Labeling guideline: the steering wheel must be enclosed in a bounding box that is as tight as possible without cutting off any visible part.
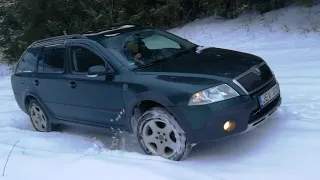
[151,49,162,59]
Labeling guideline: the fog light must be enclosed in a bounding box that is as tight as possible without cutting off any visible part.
[223,120,236,132]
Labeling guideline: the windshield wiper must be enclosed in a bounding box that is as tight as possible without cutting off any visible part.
[195,46,211,54]
[131,57,173,71]
[171,46,198,58]
[131,46,197,71]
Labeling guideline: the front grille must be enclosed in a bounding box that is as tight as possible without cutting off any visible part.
[248,95,280,123]
[237,63,274,94]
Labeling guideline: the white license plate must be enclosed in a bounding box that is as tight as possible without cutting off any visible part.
[258,84,280,107]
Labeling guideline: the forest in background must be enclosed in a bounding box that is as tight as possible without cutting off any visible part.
[0,0,318,64]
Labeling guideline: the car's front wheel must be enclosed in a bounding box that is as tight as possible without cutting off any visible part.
[136,107,192,161]
[28,99,52,132]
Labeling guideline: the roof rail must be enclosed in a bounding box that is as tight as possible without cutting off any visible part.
[31,34,87,48]
[83,24,139,36]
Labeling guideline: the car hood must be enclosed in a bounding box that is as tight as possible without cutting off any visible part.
[134,47,264,79]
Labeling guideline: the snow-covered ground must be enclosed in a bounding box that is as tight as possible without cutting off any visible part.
[1,4,320,180]
[0,64,11,76]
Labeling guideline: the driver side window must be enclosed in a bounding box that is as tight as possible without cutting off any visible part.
[70,46,105,73]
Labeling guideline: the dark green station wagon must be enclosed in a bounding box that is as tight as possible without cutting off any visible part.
[11,25,281,161]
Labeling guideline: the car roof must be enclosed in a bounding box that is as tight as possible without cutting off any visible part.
[29,24,150,48]
[83,24,145,36]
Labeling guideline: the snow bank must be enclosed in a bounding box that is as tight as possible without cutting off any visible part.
[0,64,11,76]
[1,4,320,180]
[170,4,320,49]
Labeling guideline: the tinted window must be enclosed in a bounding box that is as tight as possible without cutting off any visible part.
[37,49,44,73]
[92,28,196,69]
[142,34,181,49]
[70,46,105,73]
[42,47,65,73]
[16,48,39,73]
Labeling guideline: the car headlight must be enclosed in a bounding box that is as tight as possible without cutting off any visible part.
[188,84,239,106]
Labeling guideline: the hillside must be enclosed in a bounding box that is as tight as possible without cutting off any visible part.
[0,4,320,180]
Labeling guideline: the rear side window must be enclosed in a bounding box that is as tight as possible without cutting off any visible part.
[16,48,39,73]
[39,47,65,73]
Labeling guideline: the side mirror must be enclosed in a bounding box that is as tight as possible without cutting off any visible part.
[87,65,111,78]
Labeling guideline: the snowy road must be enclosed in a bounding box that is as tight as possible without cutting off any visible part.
[1,5,320,180]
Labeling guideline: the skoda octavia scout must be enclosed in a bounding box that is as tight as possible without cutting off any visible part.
[11,24,281,161]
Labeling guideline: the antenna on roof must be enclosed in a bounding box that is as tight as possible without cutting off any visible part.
[63,30,67,35]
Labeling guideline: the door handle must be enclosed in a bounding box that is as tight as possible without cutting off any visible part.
[68,81,77,88]
[33,80,39,86]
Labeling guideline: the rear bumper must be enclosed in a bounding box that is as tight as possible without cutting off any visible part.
[13,92,27,113]
[172,79,281,144]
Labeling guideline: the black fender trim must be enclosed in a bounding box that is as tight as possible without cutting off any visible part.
[22,90,60,124]
[124,91,195,142]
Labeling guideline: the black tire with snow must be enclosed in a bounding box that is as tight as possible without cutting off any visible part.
[136,107,193,161]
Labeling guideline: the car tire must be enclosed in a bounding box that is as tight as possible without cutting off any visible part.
[136,107,192,161]
[27,99,52,132]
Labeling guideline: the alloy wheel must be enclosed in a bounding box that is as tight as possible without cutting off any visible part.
[30,105,48,132]
[141,119,180,158]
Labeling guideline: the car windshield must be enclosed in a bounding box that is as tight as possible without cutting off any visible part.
[90,28,198,70]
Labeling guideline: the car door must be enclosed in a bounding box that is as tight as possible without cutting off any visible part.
[11,47,39,111]
[33,45,71,120]
[64,41,125,127]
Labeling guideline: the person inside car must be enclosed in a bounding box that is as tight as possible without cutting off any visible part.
[125,37,156,65]
[126,41,143,60]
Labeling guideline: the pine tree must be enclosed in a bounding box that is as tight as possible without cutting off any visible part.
[0,0,317,64]
[294,0,316,7]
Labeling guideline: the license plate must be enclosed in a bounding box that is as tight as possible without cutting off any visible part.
[258,84,280,108]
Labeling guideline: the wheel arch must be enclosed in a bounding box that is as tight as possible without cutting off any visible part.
[22,91,41,112]
[124,91,194,142]
[22,91,60,124]
[24,94,38,111]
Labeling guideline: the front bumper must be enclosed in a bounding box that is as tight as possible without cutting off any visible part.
[242,95,281,134]
[173,78,281,144]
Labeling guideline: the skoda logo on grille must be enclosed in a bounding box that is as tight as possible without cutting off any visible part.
[251,67,261,75]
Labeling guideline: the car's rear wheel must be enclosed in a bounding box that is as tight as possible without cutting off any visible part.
[28,99,52,132]
[136,107,192,161]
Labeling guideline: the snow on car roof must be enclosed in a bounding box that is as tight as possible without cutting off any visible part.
[83,25,136,36]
